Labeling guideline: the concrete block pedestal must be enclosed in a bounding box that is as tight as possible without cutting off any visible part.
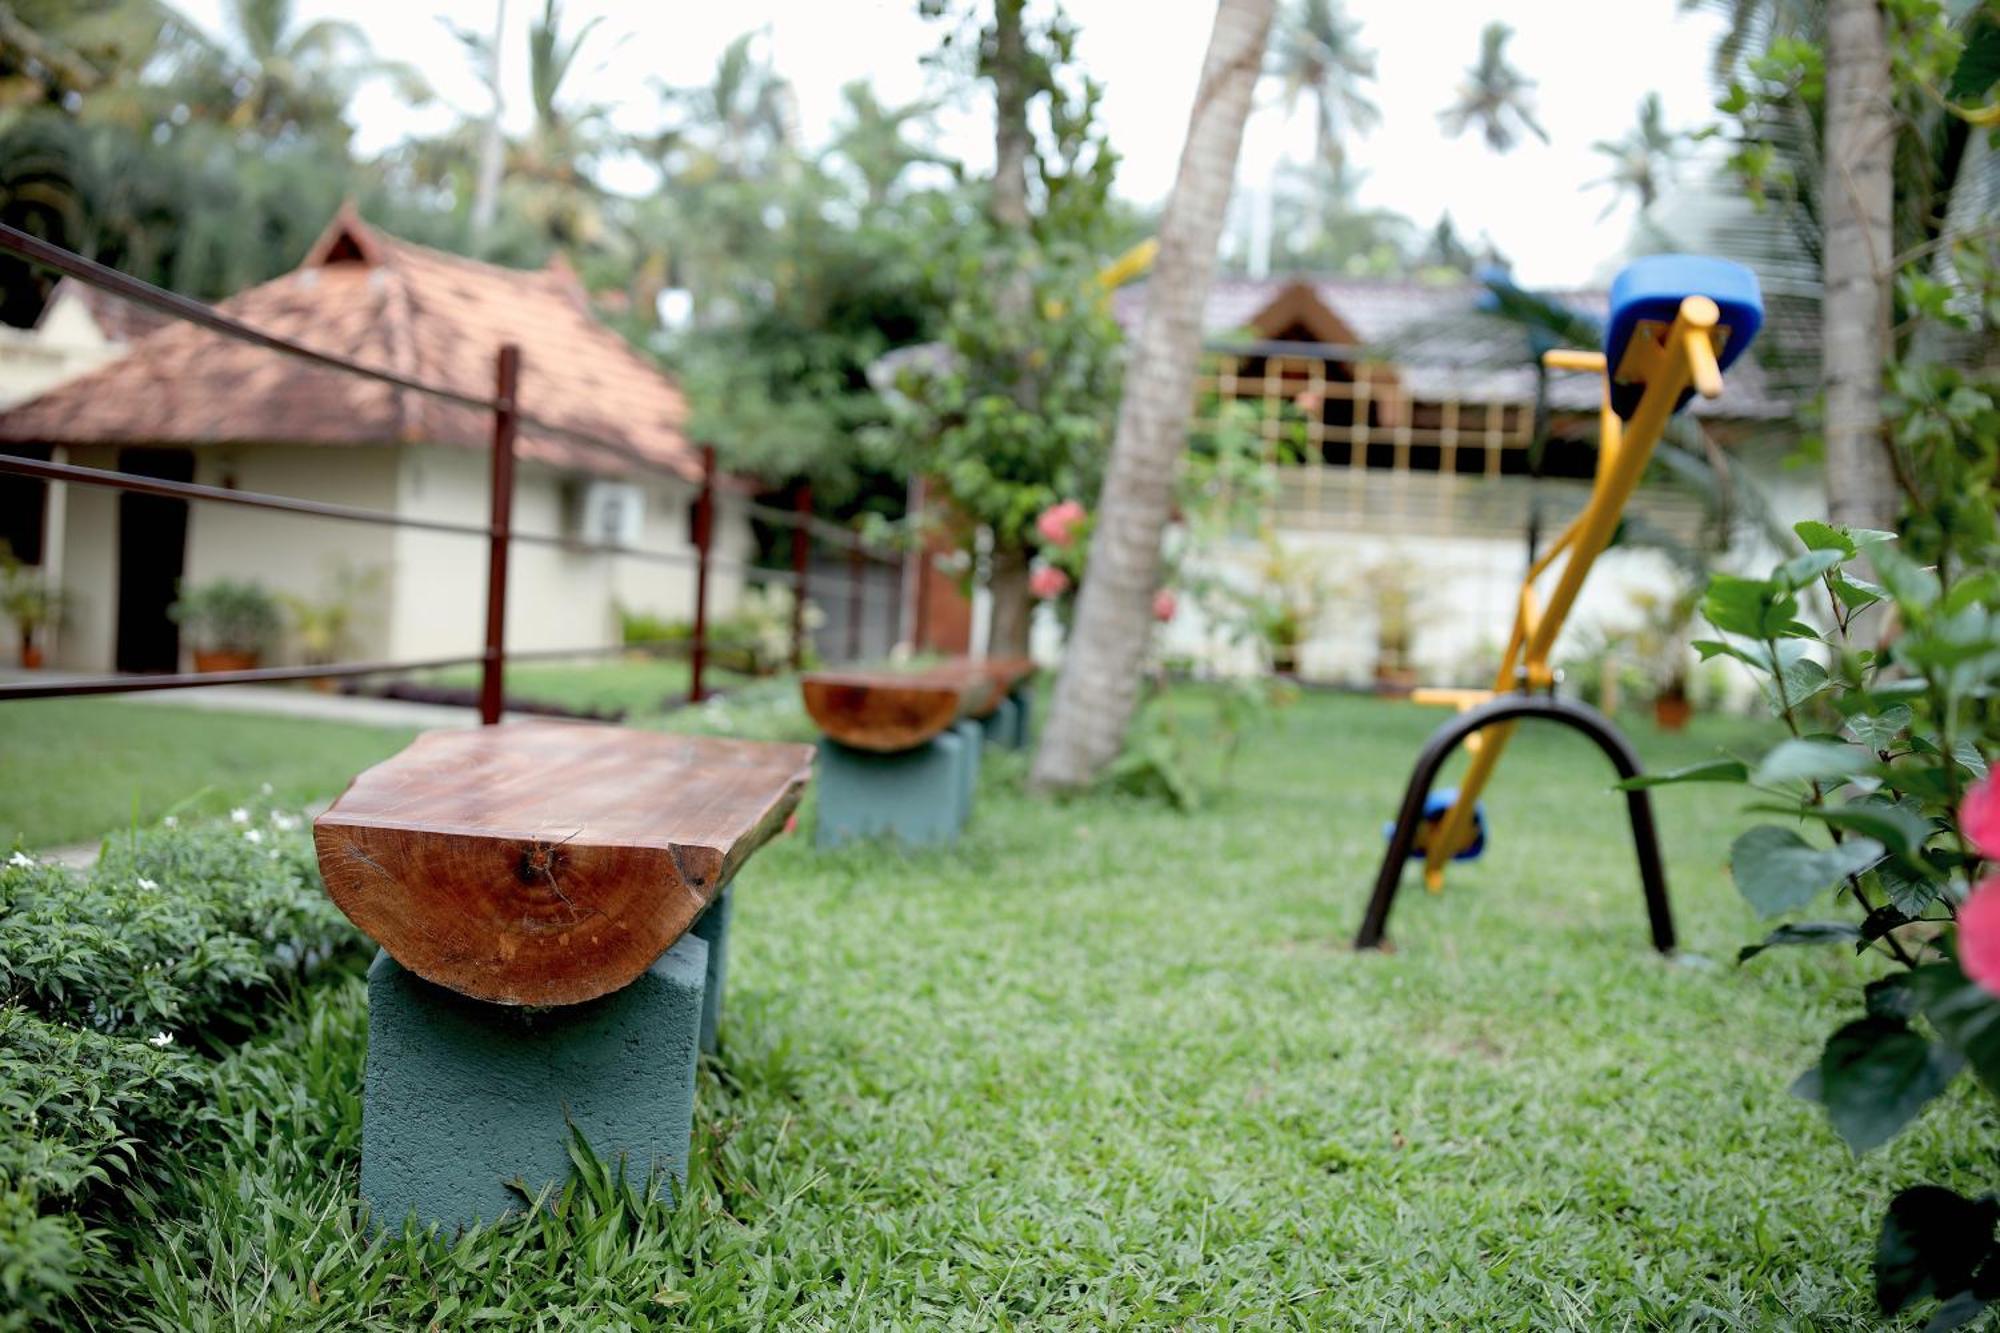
[951,720,983,825]
[980,696,1020,749]
[815,732,966,848]
[361,934,708,1232]
[687,883,733,1055]
[1007,685,1033,749]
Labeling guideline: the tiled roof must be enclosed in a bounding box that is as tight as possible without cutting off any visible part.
[47,278,174,343]
[1114,273,1790,422]
[0,208,698,479]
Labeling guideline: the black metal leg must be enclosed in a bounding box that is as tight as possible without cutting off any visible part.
[1354,693,1676,956]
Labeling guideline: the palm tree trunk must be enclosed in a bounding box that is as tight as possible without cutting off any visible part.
[988,540,1032,658]
[990,0,1032,232]
[1820,0,1898,530]
[1029,0,1274,792]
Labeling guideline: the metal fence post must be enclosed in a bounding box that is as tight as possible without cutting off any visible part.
[479,344,520,726]
[790,483,811,671]
[689,444,716,705]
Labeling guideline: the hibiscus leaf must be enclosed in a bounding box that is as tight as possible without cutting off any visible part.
[1806,1017,1962,1153]
[1730,826,1885,917]
[1738,921,1861,962]
[1615,758,1749,790]
[1875,1185,2000,1315]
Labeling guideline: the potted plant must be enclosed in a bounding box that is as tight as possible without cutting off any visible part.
[1359,559,1428,695]
[280,563,383,688]
[0,564,58,669]
[1243,531,1333,678]
[170,579,282,672]
[1625,584,1700,731]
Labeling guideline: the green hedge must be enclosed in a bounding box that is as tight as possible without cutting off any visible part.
[0,812,360,1328]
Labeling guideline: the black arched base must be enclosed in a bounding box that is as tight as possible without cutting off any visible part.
[1354,693,1676,955]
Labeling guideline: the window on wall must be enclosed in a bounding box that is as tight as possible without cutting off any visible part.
[1195,351,1543,479]
[0,446,50,564]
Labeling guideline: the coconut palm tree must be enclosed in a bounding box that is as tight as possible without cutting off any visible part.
[215,0,426,141]
[1268,0,1377,176]
[1437,22,1547,153]
[1030,0,1276,792]
[1590,93,1680,213]
[827,81,947,208]
[656,30,794,183]
[1819,0,1896,529]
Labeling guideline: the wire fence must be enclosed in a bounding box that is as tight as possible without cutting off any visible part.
[0,223,913,722]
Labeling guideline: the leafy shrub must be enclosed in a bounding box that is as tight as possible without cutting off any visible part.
[1638,515,1998,1326]
[168,580,283,657]
[0,811,362,1326]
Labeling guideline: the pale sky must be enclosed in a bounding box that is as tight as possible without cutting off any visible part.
[173,0,1731,286]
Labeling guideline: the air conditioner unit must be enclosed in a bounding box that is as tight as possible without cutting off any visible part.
[573,480,644,548]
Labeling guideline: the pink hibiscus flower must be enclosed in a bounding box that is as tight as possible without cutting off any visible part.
[1028,565,1071,600]
[1962,773,2000,862]
[1035,500,1088,549]
[1153,589,1178,622]
[1958,875,2000,998]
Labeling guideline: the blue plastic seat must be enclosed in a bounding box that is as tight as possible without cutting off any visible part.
[1604,255,1763,420]
[1385,786,1487,863]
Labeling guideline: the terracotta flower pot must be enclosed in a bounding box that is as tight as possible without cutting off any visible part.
[193,649,261,674]
[1653,692,1693,732]
[19,642,42,670]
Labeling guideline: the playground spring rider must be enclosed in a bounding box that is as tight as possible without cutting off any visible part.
[1354,255,1764,955]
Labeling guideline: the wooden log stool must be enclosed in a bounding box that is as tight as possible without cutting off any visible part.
[312,722,812,1231]
[801,664,994,849]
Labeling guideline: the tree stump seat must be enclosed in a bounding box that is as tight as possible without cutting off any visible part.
[313,722,813,1232]
[799,659,1037,847]
[313,721,814,1008]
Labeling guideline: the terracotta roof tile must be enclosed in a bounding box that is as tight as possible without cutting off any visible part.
[0,209,697,480]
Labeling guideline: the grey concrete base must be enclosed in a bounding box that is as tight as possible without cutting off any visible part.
[980,696,1020,749]
[951,720,982,824]
[687,883,732,1055]
[815,733,964,849]
[1008,685,1033,749]
[361,936,707,1233]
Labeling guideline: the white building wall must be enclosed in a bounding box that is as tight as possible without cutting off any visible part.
[178,445,403,667]
[0,288,127,410]
[44,442,751,672]
[383,445,754,664]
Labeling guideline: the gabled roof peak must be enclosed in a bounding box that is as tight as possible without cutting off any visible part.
[302,201,384,268]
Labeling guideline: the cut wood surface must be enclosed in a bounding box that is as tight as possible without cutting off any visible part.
[978,657,1036,712]
[800,666,979,751]
[313,722,814,1007]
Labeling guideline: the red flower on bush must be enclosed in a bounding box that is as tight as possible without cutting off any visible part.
[1958,876,2000,998]
[1153,589,1177,622]
[1028,565,1071,600]
[1035,500,1087,549]
[1963,773,2000,862]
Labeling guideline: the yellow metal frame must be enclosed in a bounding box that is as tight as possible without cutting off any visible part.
[1411,295,1730,891]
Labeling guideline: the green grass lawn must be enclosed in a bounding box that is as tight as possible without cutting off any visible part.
[96,687,1993,1328]
[411,654,755,720]
[0,699,415,848]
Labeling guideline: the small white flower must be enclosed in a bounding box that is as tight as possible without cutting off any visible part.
[230,807,250,824]
[148,1032,173,1048]
[242,828,264,844]
[260,782,274,795]
[269,811,300,831]
[136,877,159,891]
[161,815,177,828]
[7,851,34,868]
